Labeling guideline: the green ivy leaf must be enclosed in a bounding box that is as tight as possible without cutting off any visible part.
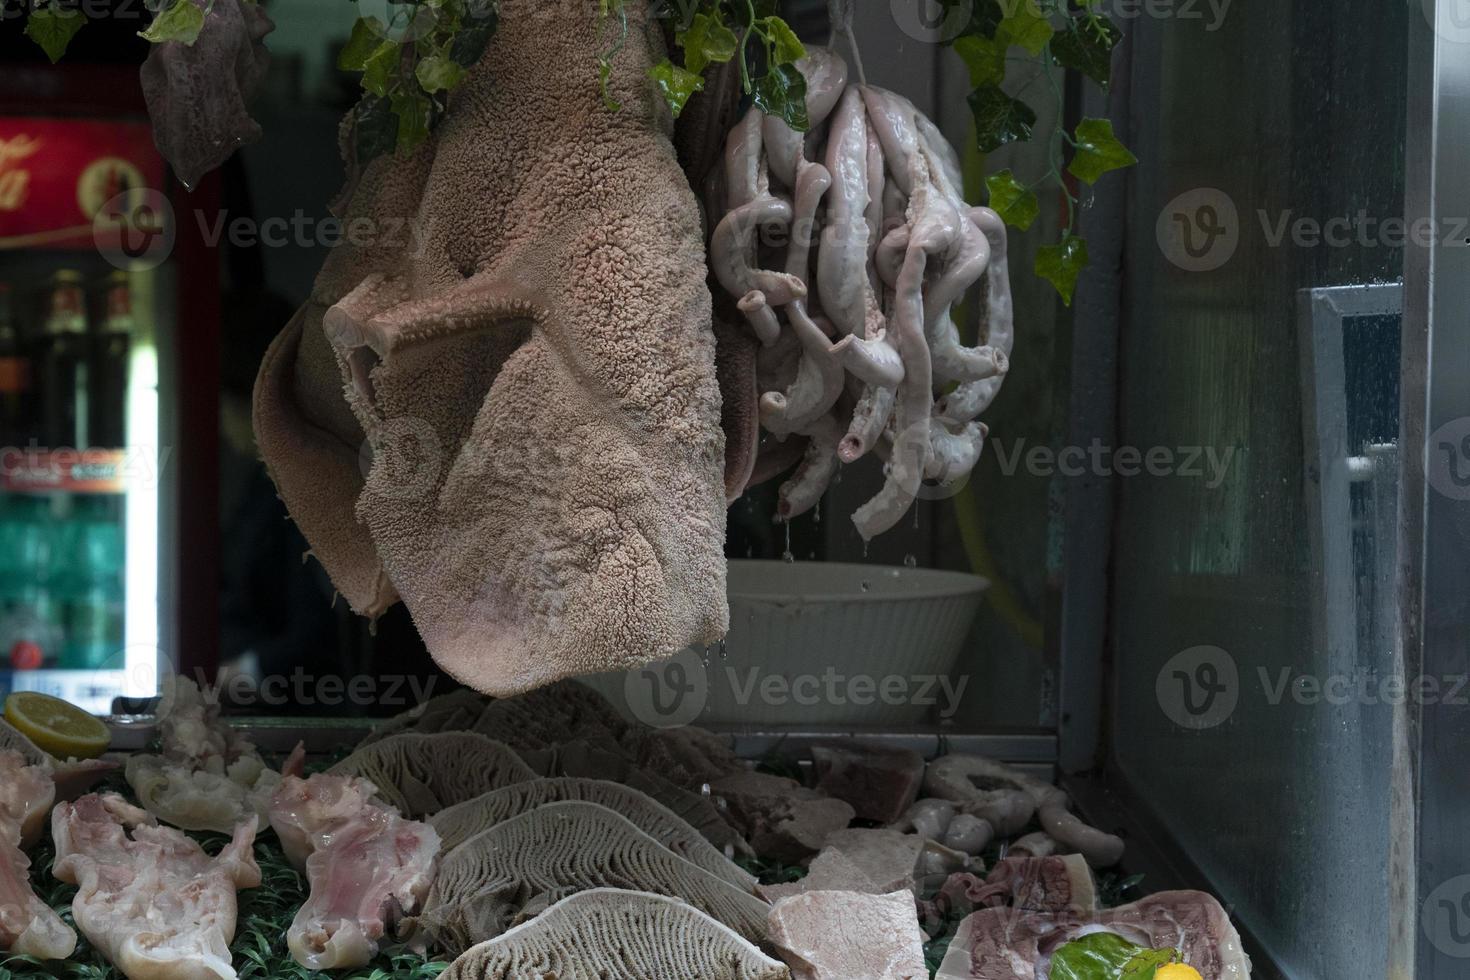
[995,4,1053,56]
[985,169,1040,230]
[448,2,499,67]
[650,58,705,119]
[415,54,464,93]
[1035,234,1089,306]
[338,17,387,71]
[1067,117,1137,183]
[598,60,621,112]
[139,0,206,45]
[1051,17,1121,89]
[25,4,85,62]
[679,10,738,76]
[1122,947,1180,978]
[360,40,401,97]
[953,33,1006,87]
[968,84,1037,152]
[753,62,810,132]
[759,16,806,65]
[390,87,433,155]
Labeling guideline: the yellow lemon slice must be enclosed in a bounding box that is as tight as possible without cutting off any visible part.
[1155,965,1205,980]
[4,692,111,760]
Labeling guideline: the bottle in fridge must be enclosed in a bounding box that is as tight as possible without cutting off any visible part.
[0,494,61,671]
[35,269,89,451]
[90,272,131,450]
[0,282,29,448]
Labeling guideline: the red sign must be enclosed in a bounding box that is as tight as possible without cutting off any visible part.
[0,118,165,251]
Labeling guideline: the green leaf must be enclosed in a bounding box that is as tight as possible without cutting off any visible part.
[360,40,401,97]
[985,169,1040,230]
[1035,234,1089,306]
[598,59,621,112]
[650,59,705,119]
[1049,932,1174,980]
[1051,17,1121,89]
[1122,947,1180,978]
[752,62,810,132]
[448,2,499,67]
[338,16,387,71]
[24,4,85,62]
[391,87,434,154]
[759,16,806,65]
[996,4,1054,55]
[415,54,464,92]
[953,33,1006,87]
[967,84,1037,152]
[678,10,738,75]
[138,0,206,45]
[353,94,399,165]
[1067,117,1137,183]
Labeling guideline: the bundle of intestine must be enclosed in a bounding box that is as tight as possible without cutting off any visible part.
[707,48,1015,540]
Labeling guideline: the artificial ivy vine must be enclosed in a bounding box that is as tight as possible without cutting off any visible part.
[944,0,1136,304]
[17,0,1131,302]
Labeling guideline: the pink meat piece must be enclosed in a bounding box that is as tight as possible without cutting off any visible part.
[51,793,260,979]
[820,827,926,895]
[975,854,1098,914]
[0,752,76,959]
[758,847,880,903]
[811,742,925,823]
[268,772,441,970]
[936,890,1253,980]
[768,889,927,980]
[0,750,56,850]
[710,771,856,862]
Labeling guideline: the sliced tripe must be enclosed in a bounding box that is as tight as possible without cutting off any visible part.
[327,731,535,818]
[411,800,771,956]
[441,889,789,980]
[430,777,756,891]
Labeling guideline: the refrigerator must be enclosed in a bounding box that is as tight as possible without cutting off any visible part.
[0,65,222,714]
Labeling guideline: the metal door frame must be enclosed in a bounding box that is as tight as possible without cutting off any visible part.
[1400,3,1470,977]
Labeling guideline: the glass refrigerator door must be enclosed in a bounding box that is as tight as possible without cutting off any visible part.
[0,117,171,714]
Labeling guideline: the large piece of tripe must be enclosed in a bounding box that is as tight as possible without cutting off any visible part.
[254,0,727,696]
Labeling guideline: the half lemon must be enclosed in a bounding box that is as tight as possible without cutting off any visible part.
[4,692,111,760]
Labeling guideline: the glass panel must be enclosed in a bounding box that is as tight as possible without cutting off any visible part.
[1109,2,1409,977]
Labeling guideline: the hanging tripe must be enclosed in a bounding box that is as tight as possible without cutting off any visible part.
[708,46,1015,540]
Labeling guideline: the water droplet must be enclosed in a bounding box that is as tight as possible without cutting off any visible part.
[813,501,822,523]
[903,554,918,567]
[782,549,795,563]
[701,783,712,797]
[718,639,729,660]
[860,581,871,593]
